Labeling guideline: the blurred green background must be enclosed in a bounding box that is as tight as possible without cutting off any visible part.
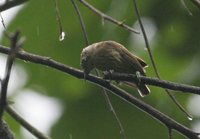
[1,0,200,139]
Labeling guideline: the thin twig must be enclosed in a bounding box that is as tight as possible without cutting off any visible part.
[53,0,65,41]
[0,120,14,139]
[0,31,21,119]
[0,0,28,12]
[0,45,199,138]
[95,70,127,139]
[71,1,126,138]
[0,31,25,139]
[6,106,51,139]
[79,0,139,34]
[132,0,192,119]
[0,12,6,30]
[181,0,193,16]
[168,128,172,139]
[101,88,127,139]
[0,31,51,139]
[71,0,89,45]
[190,0,200,10]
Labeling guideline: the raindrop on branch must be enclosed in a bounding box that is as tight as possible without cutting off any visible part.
[188,116,193,121]
[59,31,65,41]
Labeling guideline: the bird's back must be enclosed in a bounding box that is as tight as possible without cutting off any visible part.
[94,41,147,75]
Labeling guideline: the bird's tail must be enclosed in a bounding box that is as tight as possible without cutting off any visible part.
[137,84,150,97]
[124,82,150,97]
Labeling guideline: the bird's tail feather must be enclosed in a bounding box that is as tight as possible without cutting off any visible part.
[124,82,150,97]
[137,84,150,97]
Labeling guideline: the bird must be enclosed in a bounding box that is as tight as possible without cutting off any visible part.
[80,40,150,97]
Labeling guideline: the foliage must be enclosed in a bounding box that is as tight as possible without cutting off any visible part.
[1,0,200,138]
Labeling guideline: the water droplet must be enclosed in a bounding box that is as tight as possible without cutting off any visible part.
[188,116,193,121]
[59,31,65,41]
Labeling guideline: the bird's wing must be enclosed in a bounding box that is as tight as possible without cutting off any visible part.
[119,46,146,75]
[132,54,148,68]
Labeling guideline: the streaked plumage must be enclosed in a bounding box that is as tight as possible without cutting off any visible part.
[81,41,150,97]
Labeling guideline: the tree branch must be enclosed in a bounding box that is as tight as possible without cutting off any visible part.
[0,120,14,139]
[71,0,89,46]
[70,1,127,138]
[0,31,22,119]
[132,0,192,119]
[0,45,199,138]
[0,0,28,12]
[168,128,172,139]
[103,72,200,95]
[0,32,51,139]
[6,106,51,139]
[79,0,139,34]
[53,0,64,41]
[190,0,200,10]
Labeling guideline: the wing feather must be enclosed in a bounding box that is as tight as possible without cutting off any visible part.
[120,48,146,75]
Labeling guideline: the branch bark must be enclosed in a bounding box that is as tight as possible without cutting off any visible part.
[6,106,51,139]
[0,31,22,119]
[190,0,200,10]
[132,0,192,119]
[103,72,200,95]
[0,120,14,139]
[0,32,51,139]
[0,0,28,12]
[79,0,139,34]
[0,44,199,138]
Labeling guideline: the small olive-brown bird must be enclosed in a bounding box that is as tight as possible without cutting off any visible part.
[80,40,150,97]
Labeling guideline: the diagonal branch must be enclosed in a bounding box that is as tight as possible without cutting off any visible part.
[0,32,51,139]
[70,1,126,138]
[0,31,22,119]
[6,106,51,139]
[0,12,7,30]
[0,0,28,12]
[53,0,64,41]
[0,45,199,138]
[71,0,89,46]
[132,0,192,119]
[79,0,139,34]
[190,0,200,10]
[0,120,14,139]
